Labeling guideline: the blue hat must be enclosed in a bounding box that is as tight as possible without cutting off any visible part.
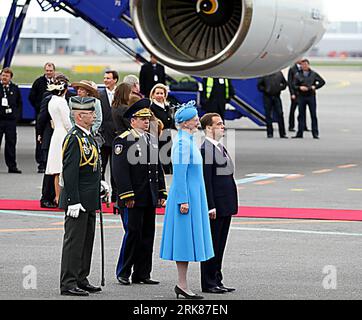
[174,100,198,124]
[124,98,152,119]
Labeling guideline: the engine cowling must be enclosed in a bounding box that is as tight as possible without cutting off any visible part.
[130,0,327,78]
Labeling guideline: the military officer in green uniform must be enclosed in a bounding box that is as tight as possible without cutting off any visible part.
[60,96,102,296]
[112,98,167,285]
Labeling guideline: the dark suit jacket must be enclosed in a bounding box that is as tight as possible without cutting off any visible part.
[36,92,53,150]
[112,103,130,135]
[200,139,238,217]
[99,89,116,147]
[139,62,166,98]
[29,75,49,114]
[0,82,22,121]
[288,64,302,96]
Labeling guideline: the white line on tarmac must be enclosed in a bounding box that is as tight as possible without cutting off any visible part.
[0,210,120,223]
[231,227,362,237]
[2,210,362,237]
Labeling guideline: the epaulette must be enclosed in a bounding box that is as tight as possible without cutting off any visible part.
[119,130,131,139]
[118,129,140,140]
[130,129,140,139]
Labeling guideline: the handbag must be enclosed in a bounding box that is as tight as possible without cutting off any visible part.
[169,77,199,92]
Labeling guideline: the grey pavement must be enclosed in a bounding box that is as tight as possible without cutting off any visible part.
[0,67,361,300]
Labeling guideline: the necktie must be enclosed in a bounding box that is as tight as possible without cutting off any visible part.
[218,143,229,159]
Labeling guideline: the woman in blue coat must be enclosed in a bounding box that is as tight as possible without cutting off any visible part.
[160,101,214,299]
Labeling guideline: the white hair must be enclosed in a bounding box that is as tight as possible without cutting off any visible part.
[123,74,139,85]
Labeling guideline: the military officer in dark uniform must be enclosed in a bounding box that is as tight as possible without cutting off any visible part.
[60,96,102,296]
[112,98,167,285]
[0,67,22,174]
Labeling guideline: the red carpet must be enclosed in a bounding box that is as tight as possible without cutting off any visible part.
[0,199,361,221]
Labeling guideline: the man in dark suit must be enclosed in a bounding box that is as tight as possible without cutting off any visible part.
[139,54,166,98]
[29,62,56,173]
[99,70,118,202]
[59,96,102,297]
[200,113,238,294]
[0,67,22,174]
[112,98,167,286]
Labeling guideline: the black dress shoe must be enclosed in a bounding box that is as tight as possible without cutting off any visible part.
[292,136,303,139]
[175,286,204,300]
[132,278,160,285]
[40,200,57,209]
[219,285,236,292]
[78,284,102,293]
[8,168,22,174]
[289,128,296,132]
[202,287,227,294]
[117,276,131,285]
[61,287,89,296]
[280,136,289,139]
[313,136,320,139]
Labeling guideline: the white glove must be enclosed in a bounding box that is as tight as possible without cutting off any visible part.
[66,203,86,218]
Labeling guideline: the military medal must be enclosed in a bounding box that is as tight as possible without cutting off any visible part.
[83,144,90,155]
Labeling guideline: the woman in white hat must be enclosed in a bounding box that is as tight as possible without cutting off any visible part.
[71,80,103,134]
[46,74,72,206]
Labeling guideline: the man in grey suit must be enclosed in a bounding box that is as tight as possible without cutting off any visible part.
[200,113,238,294]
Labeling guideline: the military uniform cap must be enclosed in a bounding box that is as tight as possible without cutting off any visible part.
[69,96,96,111]
[124,98,153,119]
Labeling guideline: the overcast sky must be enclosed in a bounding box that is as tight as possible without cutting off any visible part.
[1,0,362,21]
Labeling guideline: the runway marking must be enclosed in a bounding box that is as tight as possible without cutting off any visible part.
[231,220,351,226]
[338,164,357,169]
[0,227,63,233]
[254,180,275,185]
[285,174,304,180]
[335,80,351,89]
[231,227,362,237]
[291,189,305,192]
[348,188,362,192]
[313,169,333,174]
[237,173,300,185]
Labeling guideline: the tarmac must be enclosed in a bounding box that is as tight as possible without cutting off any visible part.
[0,66,361,301]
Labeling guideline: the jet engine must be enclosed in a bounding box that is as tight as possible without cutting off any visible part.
[130,0,327,78]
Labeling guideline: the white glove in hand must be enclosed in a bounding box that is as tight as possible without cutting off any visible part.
[66,203,86,218]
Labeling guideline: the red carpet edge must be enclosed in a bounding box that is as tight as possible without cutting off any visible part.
[0,199,361,221]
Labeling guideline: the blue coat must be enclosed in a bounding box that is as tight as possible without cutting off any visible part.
[160,130,214,262]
